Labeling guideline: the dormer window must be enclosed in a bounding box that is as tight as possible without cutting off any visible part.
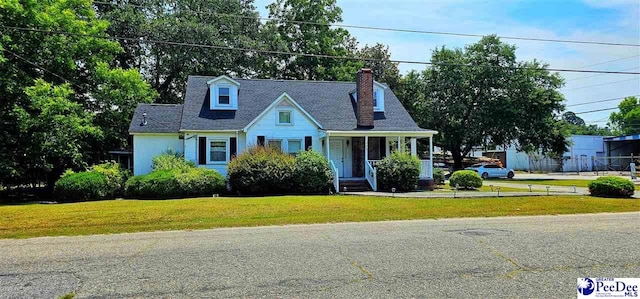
[373,89,384,112]
[207,75,240,110]
[277,109,292,125]
[218,87,230,105]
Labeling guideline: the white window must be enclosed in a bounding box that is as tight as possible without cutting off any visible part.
[209,140,227,162]
[373,91,378,108]
[218,87,230,105]
[287,140,302,156]
[277,110,292,125]
[267,139,282,150]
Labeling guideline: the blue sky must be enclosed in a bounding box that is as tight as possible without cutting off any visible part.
[253,0,640,125]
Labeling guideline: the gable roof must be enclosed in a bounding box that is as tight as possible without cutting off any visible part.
[129,104,183,133]
[180,76,426,132]
[242,92,323,131]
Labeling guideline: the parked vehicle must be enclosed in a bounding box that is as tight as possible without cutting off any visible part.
[465,163,515,179]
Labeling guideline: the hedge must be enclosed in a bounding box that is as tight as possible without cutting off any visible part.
[125,168,226,199]
[376,151,421,192]
[588,176,635,198]
[449,170,483,190]
[292,150,333,193]
[227,146,295,194]
[55,171,109,202]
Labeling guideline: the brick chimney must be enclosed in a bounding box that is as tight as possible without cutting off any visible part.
[356,68,374,128]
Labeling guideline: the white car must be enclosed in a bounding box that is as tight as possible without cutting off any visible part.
[466,164,515,179]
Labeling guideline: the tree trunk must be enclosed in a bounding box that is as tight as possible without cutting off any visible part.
[451,150,464,170]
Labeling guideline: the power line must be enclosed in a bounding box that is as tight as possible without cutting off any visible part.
[576,55,640,69]
[3,25,640,75]
[2,48,76,85]
[563,78,640,91]
[574,106,635,115]
[567,66,640,82]
[567,95,640,107]
[92,0,640,48]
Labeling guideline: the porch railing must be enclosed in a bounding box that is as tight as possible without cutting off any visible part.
[329,160,340,193]
[419,159,432,179]
[365,161,377,191]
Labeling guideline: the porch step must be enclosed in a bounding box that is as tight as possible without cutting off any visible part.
[339,179,372,192]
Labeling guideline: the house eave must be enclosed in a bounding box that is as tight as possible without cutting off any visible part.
[322,130,438,137]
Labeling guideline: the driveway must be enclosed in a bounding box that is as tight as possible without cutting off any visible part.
[1,213,639,298]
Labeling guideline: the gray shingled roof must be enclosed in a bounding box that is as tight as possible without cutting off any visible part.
[129,104,183,133]
[179,76,425,132]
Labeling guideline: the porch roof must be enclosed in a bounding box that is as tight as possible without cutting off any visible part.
[323,130,437,137]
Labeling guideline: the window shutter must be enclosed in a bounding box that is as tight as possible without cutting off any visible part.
[379,137,386,158]
[230,137,237,159]
[198,137,207,165]
[304,136,312,150]
[257,136,265,146]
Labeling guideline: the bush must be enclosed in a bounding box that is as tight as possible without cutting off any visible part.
[449,170,483,190]
[176,168,226,196]
[152,149,195,172]
[91,161,129,197]
[292,150,333,194]
[588,176,634,198]
[376,151,421,191]
[433,168,445,185]
[227,146,294,194]
[125,170,181,199]
[55,171,109,202]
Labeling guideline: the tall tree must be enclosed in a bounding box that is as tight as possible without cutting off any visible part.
[409,36,567,169]
[95,0,264,103]
[262,0,362,81]
[358,43,400,90]
[0,0,155,187]
[561,111,586,126]
[561,111,612,135]
[609,96,640,136]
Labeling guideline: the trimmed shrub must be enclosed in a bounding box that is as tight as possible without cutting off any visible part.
[292,150,333,194]
[152,149,195,172]
[125,170,181,199]
[55,171,109,202]
[449,170,483,190]
[176,168,226,196]
[588,176,634,198]
[433,168,445,185]
[91,161,129,197]
[227,146,294,194]
[376,151,421,192]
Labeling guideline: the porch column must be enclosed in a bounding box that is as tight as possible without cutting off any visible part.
[429,136,434,178]
[325,135,330,161]
[410,138,417,157]
[385,137,390,157]
[397,136,402,152]
[364,136,369,162]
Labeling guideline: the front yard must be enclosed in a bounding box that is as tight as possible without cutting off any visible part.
[1,195,638,239]
[490,178,640,190]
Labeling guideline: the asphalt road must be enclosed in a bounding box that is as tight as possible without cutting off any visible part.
[1,213,639,298]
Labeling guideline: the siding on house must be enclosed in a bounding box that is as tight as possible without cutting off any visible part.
[132,134,184,175]
[245,98,322,154]
[183,131,242,177]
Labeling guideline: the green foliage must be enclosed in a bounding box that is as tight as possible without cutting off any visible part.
[588,176,635,198]
[610,96,640,136]
[91,161,130,198]
[449,170,483,190]
[376,151,421,191]
[398,36,567,169]
[125,170,181,199]
[433,168,445,185]
[0,0,155,188]
[262,0,362,81]
[227,146,295,194]
[561,112,612,135]
[54,171,109,202]
[152,149,196,172]
[176,168,226,197]
[358,43,400,90]
[292,150,333,194]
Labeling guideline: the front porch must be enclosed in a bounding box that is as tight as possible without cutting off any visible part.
[321,131,435,192]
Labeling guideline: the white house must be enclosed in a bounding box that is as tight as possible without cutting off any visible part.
[129,69,437,191]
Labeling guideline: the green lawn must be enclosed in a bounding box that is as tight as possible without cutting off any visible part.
[436,183,529,192]
[490,178,640,190]
[1,195,638,239]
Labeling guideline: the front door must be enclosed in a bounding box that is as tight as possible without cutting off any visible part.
[329,139,344,177]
